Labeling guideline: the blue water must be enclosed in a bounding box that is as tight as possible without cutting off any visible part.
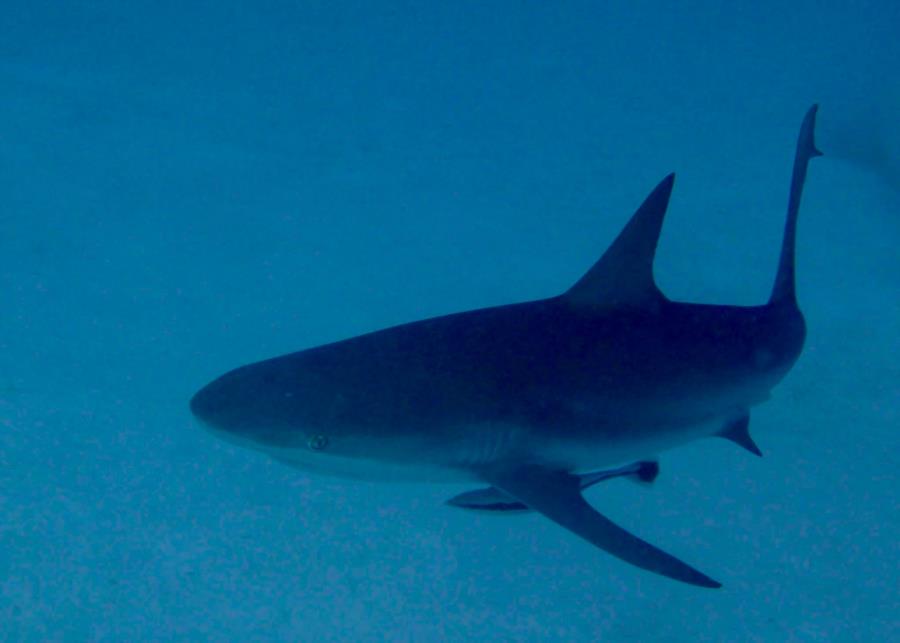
[2,1,897,639]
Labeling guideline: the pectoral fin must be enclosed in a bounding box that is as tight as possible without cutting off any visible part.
[478,464,721,588]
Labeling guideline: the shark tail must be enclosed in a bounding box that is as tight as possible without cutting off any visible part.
[769,105,823,307]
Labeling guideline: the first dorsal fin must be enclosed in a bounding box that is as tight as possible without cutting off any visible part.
[564,174,674,309]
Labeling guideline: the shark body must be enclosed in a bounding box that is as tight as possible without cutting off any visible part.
[191,107,822,588]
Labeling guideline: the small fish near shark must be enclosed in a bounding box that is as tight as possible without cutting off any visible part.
[191,106,822,588]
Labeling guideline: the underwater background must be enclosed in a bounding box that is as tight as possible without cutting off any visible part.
[2,1,897,640]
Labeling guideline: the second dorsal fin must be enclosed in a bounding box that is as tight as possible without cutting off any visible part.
[564,174,674,310]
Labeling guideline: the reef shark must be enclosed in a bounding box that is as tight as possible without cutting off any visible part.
[191,106,822,588]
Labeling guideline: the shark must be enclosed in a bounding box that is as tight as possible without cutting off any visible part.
[190,106,822,588]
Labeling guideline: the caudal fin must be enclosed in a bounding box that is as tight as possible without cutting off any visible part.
[769,105,823,306]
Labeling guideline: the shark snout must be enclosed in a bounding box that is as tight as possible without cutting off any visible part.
[189,379,228,428]
[189,366,254,433]
[189,365,300,447]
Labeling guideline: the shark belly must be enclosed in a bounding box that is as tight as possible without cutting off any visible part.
[268,446,481,482]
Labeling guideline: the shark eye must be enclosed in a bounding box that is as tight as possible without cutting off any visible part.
[307,435,328,451]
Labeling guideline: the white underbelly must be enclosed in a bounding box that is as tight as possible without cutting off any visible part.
[265,444,480,483]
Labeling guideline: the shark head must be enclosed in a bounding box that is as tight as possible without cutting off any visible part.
[190,350,449,478]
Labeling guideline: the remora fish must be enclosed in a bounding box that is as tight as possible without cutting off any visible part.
[191,106,822,588]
